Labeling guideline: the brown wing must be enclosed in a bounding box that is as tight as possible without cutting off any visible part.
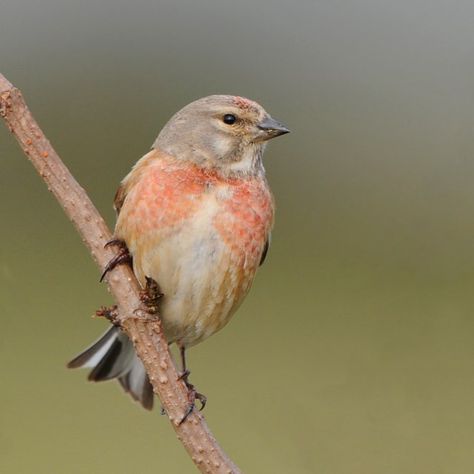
[113,149,159,216]
[114,183,127,216]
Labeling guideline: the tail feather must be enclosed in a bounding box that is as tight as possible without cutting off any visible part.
[68,326,154,410]
[119,358,154,410]
[67,327,117,369]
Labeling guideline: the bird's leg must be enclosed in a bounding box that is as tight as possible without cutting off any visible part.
[178,344,191,383]
[100,238,132,282]
[178,344,207,425]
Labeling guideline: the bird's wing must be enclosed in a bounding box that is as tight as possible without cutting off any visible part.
[113,149,159,216]
[259,234,271,266]
[113,183,127,216]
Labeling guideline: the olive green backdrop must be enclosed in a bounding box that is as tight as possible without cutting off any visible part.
[2,1,474,473]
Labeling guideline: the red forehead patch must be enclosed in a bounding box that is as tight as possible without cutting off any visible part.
[233,96,258,111]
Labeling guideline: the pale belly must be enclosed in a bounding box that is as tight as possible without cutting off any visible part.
[128,204,261,347]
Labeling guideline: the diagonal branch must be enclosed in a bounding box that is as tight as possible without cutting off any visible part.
[0,73,240,474]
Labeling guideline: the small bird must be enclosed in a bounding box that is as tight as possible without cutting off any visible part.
[68,95,289,412]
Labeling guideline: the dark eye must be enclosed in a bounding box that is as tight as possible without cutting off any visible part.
[223,114,237,125]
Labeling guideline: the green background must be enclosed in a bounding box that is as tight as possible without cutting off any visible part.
[2,1,474,473]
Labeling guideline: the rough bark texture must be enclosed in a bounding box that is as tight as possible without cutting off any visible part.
[0,73,240,474]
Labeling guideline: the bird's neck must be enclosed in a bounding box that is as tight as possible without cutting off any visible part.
[153,142,266,179]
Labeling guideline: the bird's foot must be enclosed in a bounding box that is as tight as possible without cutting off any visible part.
[100,239,132,282]
[139,276,163,314]
[178,371,207,425]
[178,369,191,383]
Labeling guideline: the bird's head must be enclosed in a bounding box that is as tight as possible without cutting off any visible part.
[154,95,289,177]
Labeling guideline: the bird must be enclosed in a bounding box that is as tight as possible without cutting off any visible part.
[67,95,289,414]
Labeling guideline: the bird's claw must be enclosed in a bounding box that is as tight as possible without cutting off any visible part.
[178,372,207,425]
[179,389,207,425]
[100,239,132,282]
[178,369,191,382]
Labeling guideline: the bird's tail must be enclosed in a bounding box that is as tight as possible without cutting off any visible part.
[67,326,154,410]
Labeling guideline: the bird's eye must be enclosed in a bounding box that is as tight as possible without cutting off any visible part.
[222,114,237,125]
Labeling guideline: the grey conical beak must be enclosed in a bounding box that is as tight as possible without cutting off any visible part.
[258,116,290,139]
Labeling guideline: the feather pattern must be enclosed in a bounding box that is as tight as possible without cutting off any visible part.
[115,150,274,346]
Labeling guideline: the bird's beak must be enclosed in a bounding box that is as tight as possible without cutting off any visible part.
[257,116,290,140]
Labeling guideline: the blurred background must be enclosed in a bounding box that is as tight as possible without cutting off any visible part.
[1,1,474,472]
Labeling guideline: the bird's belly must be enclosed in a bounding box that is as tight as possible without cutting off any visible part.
[135,224,257,347]
[116,172,273,347]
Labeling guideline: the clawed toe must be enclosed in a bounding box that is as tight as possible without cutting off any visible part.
[179,385,207,425]
[176,345,207,425]
[100,239,132,282]
[195,391,207,411]
[178,369,190,382]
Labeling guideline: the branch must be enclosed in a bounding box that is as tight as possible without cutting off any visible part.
[0,73,240,474]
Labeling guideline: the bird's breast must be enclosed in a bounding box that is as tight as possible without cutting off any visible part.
[115,160,274,345]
